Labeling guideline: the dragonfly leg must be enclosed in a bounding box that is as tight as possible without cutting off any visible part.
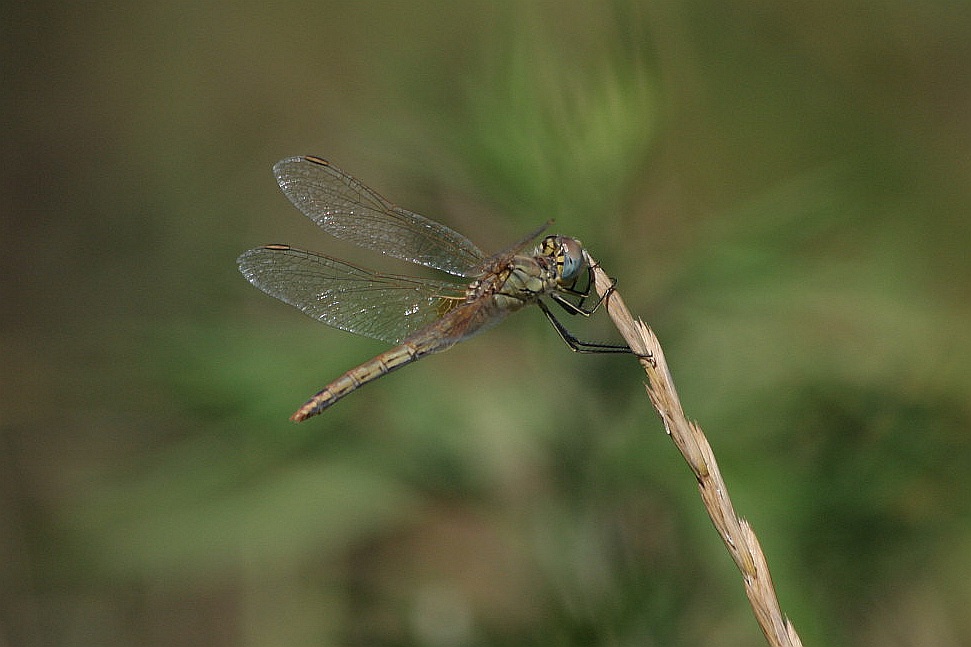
[537,300,633,354]
[552,267,618,317]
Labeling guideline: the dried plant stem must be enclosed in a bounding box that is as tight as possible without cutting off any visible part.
[588,256,804,647]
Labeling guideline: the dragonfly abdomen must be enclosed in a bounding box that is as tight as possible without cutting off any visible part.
[290,341,429,421]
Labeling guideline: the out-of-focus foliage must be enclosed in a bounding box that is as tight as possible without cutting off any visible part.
[3,1,970,646]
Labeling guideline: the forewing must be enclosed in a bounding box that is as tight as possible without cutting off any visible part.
[273,156,485,277]
[238,245,465,345]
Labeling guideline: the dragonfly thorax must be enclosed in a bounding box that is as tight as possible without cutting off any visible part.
[464,255,558,313]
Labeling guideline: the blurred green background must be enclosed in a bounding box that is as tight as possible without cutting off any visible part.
[3,1,971,645]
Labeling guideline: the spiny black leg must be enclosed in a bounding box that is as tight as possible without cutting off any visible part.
[557,266,592,310]
[551,271,618,317]
[551,292,590,316]
[538,300,633,354]
[554,265,595,310]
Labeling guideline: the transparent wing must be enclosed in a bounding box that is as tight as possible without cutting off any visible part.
[238,245,466,345]
[274,156,486,277]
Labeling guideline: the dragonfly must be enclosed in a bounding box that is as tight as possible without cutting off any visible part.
[238,155,632,422]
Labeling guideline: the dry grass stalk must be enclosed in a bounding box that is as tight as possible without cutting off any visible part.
[587,254,804,647]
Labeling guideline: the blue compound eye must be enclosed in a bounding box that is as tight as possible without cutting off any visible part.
[558,237,586,282]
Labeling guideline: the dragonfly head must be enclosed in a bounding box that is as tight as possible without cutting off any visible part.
[541,235,587,284]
